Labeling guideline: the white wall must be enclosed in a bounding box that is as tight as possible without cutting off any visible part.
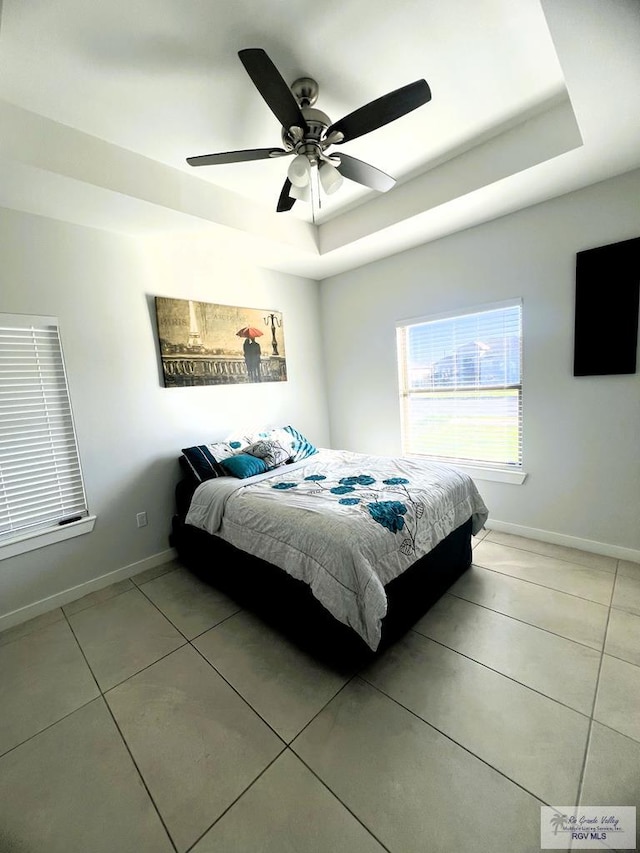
[320,168,640,553]
[0,209,328,621]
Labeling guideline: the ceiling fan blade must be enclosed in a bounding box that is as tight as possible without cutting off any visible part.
[239,48,307,132]
[277,178,296,212]
[335,153,396,192]
[326,79,431,144]
[187,147,287,167]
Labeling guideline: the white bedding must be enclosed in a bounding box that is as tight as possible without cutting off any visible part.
[186,449,488,650]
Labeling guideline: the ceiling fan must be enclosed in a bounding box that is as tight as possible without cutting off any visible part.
[187,48,431,213]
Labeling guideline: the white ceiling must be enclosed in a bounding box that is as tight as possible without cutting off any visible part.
[0,0,639,278]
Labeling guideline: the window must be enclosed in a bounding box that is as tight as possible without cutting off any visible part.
[0,314,93,559]
[397,300,523,478]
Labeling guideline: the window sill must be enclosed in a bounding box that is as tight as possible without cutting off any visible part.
[0,516,96,561]
[450,463,527,485]
[406,454,527,484]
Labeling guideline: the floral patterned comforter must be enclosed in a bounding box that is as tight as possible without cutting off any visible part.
[186,449,488,650]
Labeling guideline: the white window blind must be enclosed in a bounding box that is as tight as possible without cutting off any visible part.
[0,314,89,544]
[397,300,523,469]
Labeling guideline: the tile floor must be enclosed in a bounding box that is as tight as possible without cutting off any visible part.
[0,532,639,853]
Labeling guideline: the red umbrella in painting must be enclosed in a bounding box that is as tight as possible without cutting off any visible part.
[237,327,263,382]
[236,327,264,339]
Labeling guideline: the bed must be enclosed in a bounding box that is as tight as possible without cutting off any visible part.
[170,435,488,662]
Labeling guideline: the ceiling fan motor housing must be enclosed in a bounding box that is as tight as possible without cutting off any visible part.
[282,106,331,153]
[281,77,330,156]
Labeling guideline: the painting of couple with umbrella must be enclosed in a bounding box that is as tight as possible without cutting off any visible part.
[155,296,287,387]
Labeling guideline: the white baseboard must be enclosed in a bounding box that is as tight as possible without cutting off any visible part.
[3,520,639,635]
[485,519,640,564]
[0,548,178,633]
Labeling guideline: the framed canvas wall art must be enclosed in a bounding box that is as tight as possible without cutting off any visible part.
[155,297,287,387]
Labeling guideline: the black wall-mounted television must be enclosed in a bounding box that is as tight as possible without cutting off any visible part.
[573,236,640,376]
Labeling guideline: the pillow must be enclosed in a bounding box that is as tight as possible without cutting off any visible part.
[181,445,227,482]
[221,453,268,479]
[207,441,240,461]
[244,439,292,470]
[243,429,272,443]
[226,429,275,450]
[283,425,318,462]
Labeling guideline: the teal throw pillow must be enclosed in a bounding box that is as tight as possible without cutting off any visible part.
[221,453,268,479]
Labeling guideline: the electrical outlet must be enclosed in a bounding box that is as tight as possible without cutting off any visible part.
[136,512,148,528]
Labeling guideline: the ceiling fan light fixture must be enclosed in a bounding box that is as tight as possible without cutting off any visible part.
[319,160,344,195]
[289,182,311,202]
[287,153,311,187]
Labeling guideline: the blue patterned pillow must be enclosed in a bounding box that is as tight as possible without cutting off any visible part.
[221,453,268,479]
[283,425,318,462]
[181,445,227,482]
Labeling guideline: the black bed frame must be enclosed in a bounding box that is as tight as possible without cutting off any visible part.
[170,475,473,666]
